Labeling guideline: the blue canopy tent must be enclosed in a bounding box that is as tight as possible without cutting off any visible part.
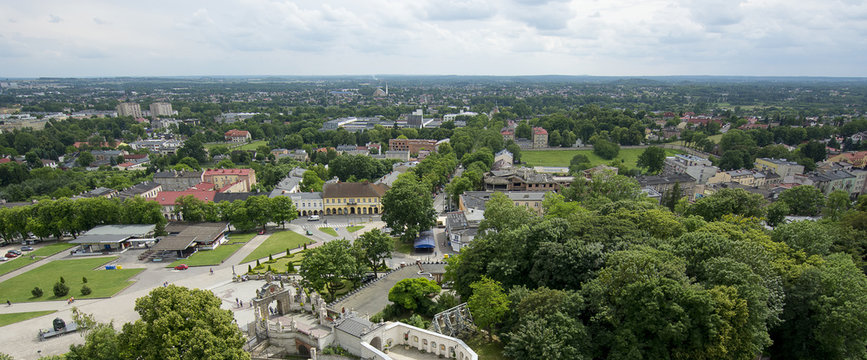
[413,230,435,252]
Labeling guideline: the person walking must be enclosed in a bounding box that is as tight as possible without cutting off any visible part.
[6,300,10,306]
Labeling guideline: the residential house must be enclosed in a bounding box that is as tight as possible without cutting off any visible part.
[532,127,548,148]
[459,191,550,216]
[827,151,867,168]
[754,158,805,178]
[153,170,204,191]
[147,189,216,221]
[483,167,572,192]
[388,138,438,155]
[116,181,162,200]
[445,210,482,252]
[637,173,697,202]
[500,128,515,142]
[203,168,257,193]
[224,129,251,143]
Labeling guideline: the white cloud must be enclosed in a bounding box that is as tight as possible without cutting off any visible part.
[0,0,863,76]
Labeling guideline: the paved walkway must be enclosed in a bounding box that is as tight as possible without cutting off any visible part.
[329,265,432,316]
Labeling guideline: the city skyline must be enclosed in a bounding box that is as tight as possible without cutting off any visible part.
[1,0,866,78]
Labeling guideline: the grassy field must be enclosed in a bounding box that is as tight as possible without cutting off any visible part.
[203,140,267,151]
[0,243,77,276]
[0,257,143,302]
[241,230,312,263]
[319,227,339,237]
[347,225,364,233]
[0,310,57,327]
[168,232,256,268]
[522,148,684,168]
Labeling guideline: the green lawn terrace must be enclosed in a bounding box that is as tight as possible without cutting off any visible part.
[242,230,313,264]
[521,148,684,169]
[0,257,143,302]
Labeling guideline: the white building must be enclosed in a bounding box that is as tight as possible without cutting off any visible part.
[116,102,142,118]
[149,102,174,118]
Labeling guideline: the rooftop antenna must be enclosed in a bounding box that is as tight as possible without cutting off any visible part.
[385,81,388,96]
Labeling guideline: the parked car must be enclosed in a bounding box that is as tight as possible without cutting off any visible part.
[305,229,313,235]
[0,257,8,261]
[5,252,19,258]
[308,215,320,221]
[21,246,34,251]
[174,264,188,270]
[258,229,266,235]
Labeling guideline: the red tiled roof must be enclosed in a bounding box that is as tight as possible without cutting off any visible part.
[124,153,148,160]
[147,190,216,206]
[189,182,216,191]
[224,129,250,137]
[533,127,548,135]
[501,129,515,135]
[0,158,10,164]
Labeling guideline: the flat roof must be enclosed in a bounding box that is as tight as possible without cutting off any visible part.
[81,224,156,236]
[69,234,132,244]
[151,236,198,251]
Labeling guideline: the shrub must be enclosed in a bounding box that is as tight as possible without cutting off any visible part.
[303,243,307,250]
[59,276,65,284]
[286,262,295,273]
[268,254,274,262]
[267,265,274,273]
[80,285,92,296]
[31,287,43,298]
[247,265,253,274]
[53,282,69,297]
[82,277,88,284]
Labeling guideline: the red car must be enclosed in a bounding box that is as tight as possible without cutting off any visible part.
[258,230,266,235]
[5,252,18,258]
[174,264,188,270]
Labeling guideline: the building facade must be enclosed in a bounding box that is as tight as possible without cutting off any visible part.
[754,158,805,178]
[149,102,173,118]
[203,168,257,193]
[532,127,548,148]
[388,138,438,155]
[224,129,251,143]
[322,182,388,215]
[116,102,142,118]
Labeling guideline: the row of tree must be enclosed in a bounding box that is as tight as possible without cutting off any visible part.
[174,195,296,231]
[0,197,165,244]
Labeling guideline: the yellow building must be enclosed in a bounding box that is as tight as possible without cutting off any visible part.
[323,182,389,215]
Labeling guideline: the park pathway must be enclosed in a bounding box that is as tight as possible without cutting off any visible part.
[0,248,92,284]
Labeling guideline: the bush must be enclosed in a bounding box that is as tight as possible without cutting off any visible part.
[267,265,274,273]
[53,282,69,297]
[268,254,274,262]
[59,276,65,284]
[80,284,92,296]
[303,243,307,250]
[247,265,253,274]
[31,287,43,298]
[82,277,88,284]
[593,139,620,160]
[286,262,295,273]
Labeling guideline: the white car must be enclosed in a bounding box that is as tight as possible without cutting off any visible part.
[308,215,320,221]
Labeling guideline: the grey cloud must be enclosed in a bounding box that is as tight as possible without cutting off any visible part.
[687,0,744,30]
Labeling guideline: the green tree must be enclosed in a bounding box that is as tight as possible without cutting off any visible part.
[269,196,297,229]
[479,192,536,232]
[636,146,666,174]
[176,137,208,163]
[67,309,119,360]
[771,254,867,359]
[300,170,324,192]
[175,195,207,222]
[592,139,619,160]
[354,229,393,277]
[299,239,357,302]
[117,286,249,360]
[77,151,95,167]
[771,220,837,256]
[823,190,851,220]
[764,201,789,227]
[381,173,436,243]
[243,195,272,232]
[687,188,766,221]
[778,185,825,216]
[468,276,510,337]
[388,278,441,313]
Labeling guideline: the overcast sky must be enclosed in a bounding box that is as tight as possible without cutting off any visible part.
[1,0,866,77]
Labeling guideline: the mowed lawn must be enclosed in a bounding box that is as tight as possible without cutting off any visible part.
[0,243,77,276]
[203,140,267,151]
[522,148,683,168]
[168,232,256,268]
[248,251,307,275]
[0,257,143,302]
[347,225,364,233]
[0,310,56,327]
[242,230,312,263]
[319,227,339,237]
